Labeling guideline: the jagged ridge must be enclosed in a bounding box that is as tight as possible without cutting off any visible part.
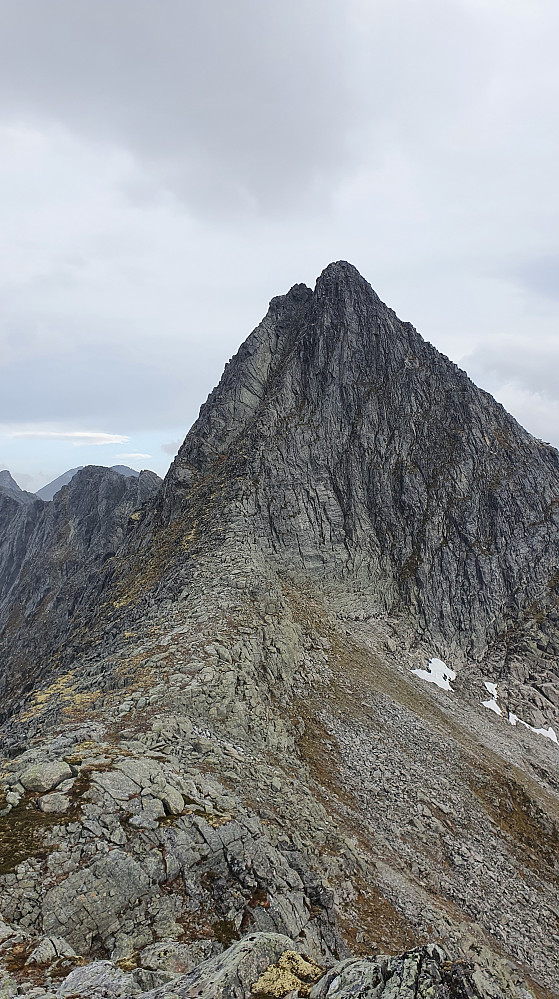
[0,466,161,713]
[160,261,559,657]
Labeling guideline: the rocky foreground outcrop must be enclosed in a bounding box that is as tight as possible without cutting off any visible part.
[0,264,557,998]
[0,930,539,998]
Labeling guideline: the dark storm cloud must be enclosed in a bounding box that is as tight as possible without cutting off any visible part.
[0,0,352,215]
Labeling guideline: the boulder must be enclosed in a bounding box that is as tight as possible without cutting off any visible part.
[159,787,184,815]
[56,960,140,997]
[39,792,70,814]
[139,939,219,976]
[20,761,72,793]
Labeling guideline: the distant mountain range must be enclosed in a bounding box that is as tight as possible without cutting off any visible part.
[0,464,146,504]
[35,464,142,501]
[0,464,162,693]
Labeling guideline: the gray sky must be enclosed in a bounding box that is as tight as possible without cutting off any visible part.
[1,0,558,490]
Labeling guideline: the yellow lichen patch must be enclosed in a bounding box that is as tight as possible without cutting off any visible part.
[19,671,75,722]
[61,690,99,717]
[63,740,104,764]
[251,951,323,998]
[251,967,302,997]
[108,654,166,694]
[279,953,323,981]
[129,511,141,521]
[206,812,234,829]
[114,653,150,675]
[116,955,139,972]
[113,596,132,609]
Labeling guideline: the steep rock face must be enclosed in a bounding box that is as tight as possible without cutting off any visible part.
[0,466,161,709]
[163,262,559,656]
[0,492,46,622]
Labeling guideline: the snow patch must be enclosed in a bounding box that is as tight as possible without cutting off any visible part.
[481,681,502,715]
[482,698,502,715]
[412,658,455,691]
[481,682,557,744]
[508,712,558,744]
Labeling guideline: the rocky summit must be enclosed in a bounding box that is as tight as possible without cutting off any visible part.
[0,262,558,999]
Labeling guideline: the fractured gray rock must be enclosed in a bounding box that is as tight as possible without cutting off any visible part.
[309,944,531,999]
[20,762,72,793]
[163,261,559,661]
[56,960,140,997]
[38,792,70,814]
[141,932,300,998]
[42,851,151,951]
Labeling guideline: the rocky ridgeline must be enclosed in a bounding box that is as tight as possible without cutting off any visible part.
[0,264,558,998]
[0,466,161,715]
[0,474,35,506]
[0,540,555,997]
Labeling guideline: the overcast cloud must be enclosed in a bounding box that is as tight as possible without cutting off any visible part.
[0,0,558,490]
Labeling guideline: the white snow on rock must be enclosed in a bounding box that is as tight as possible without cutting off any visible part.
[481,681,502,715]
[508,712,558,743]
[411,658,455,691]
[481,681,558,744]
[482,698,502,716]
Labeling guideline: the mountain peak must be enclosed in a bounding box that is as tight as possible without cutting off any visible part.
[0,469,21,491]
[268,262,377,323]
[314,259,381,306]
[164,262,559,659]
[36,464,144,502]
[0,469,36,505]
[316,258,370,287]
